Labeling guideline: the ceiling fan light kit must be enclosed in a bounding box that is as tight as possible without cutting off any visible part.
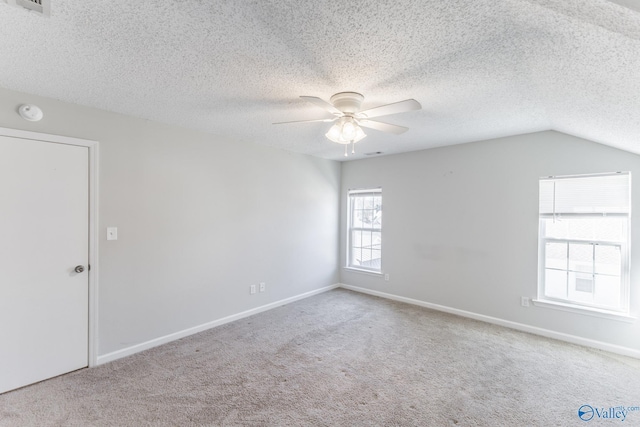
[325,117,366,143]
[325,116,367,157]
[274,91,421,157]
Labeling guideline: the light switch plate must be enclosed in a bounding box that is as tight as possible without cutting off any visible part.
[107,227,118,241]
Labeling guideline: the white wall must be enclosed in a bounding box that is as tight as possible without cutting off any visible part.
[341,131,640,354]
[3,85,637,359]
[0,87,341,356]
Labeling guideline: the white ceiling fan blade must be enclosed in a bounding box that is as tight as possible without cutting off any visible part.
[300,96,343,116]
[358,119,409,135]
[357,99,421,119]
[273,117,337,125]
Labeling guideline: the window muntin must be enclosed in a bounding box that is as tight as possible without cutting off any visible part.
[538,173,630,313]
[347,189,382,272]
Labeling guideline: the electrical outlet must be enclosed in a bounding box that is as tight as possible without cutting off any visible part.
[250,285,256,295]
[384,274,389,281]
[521,297,530,307]
[259,282,265,292]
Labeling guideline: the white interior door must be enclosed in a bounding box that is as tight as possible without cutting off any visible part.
[0,135,89,394]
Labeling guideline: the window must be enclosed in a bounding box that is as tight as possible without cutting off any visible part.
[538,172,630,314]
[347,188,382,272]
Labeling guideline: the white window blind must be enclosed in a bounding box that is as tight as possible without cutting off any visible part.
[539,172,630,216]
[348,189,382,198]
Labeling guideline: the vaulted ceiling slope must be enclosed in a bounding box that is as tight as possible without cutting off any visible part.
[1,0,639,160]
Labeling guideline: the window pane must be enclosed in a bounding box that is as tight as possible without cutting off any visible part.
[353,209,364,228]
[361,231,372,248]
[373,196,382,210]
[545,269,567,299]
[360,246,372,264]
[594,274,621,308]
[372,209,382,229]
[568,243,592,273]
[574,277,594,293]
[544,217,625,242]
[352,230,362,247]
[370,249,381,269]
[371,231,381,250]
[364,197,374,209]
[545,242,567,270]
[544,219,569,240]
[351,247,362,266]
[351,227,361,267]
[354,196,364,209]
[362,209,375,227]
[594,245,621,276]
[567,219,595,241]
[568,272,595,304]
[593,218,625,242]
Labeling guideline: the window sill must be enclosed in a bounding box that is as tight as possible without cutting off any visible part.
[532,299,636,323]
[343,267,383,277]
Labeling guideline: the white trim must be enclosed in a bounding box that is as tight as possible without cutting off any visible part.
[0,127,100,368]
[97,284,340,365]
[0,126,97,147]
[532,299,635,323]
[87,141,99,368]
[348,187,382,194]
[540,171,629,181]
[343,267,383,276]
[338,284,640,359]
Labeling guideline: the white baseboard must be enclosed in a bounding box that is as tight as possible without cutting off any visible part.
[97,284,340,365]
[339,284,640,360]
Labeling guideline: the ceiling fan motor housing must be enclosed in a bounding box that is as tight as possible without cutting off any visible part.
[330,92,364,114]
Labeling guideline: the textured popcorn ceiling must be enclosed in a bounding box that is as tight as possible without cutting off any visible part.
[0,0,639,161]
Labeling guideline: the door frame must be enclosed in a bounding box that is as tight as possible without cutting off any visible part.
[0,126,99,367]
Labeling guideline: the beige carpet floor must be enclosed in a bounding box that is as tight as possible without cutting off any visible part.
[1,289,639,426]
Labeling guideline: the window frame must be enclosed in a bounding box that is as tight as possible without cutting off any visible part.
[536,173,631,316]
[346,188,382,274]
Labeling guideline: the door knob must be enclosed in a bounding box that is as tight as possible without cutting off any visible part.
[74,265,85,273]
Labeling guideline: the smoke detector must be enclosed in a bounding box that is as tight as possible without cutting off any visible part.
[18,104,44,122]
[2,0,50,17]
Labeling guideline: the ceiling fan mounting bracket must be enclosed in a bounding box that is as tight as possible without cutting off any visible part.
[329,92,364,114]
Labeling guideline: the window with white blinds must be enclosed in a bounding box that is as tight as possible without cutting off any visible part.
[538,172,630,314]
[347,188,382,272]
[539,173,630,217]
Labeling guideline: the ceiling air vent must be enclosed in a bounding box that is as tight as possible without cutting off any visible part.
[2,0,50,17]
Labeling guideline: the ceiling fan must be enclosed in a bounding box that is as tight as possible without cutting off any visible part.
[274,92,421,156]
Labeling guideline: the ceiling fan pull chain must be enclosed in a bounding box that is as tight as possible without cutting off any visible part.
[351,141,355,154]
[344,145,348,157]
